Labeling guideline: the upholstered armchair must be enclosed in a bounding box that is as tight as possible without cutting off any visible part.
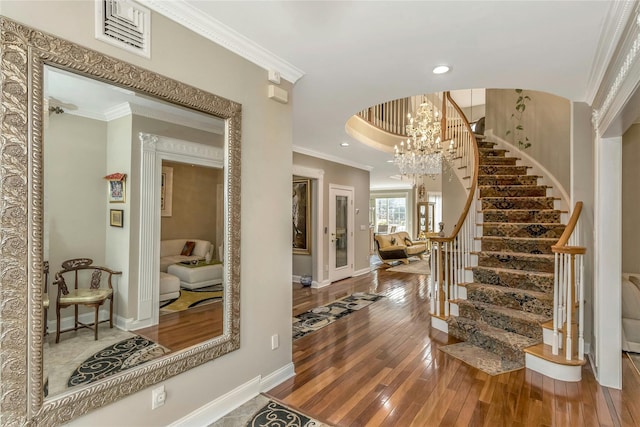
[53,258,122,343]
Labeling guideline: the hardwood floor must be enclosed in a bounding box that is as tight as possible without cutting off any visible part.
[266,265,640,426]
[134,301,223,352]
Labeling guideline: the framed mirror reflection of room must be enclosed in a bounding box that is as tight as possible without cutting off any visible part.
[0,16,241,426]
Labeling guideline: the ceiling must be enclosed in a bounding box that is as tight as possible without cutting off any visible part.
[147,1,615,188]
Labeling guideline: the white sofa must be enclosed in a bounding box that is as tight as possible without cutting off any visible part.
[622,273,640,353]
[160,239,212,272]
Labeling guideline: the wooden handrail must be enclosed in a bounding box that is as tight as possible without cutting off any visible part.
[551,201,583,251]
[441,92,480,240]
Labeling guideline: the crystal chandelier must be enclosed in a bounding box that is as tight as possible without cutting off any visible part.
[393,99,456,181]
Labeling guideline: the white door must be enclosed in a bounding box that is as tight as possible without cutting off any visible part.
[329,185,354,282]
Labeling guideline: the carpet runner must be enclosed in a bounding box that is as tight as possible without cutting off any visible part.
[442,136,561,374]
[293,292,384,340]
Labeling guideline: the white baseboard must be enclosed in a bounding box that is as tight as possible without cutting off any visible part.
[311,280,331,289]
[431,316,448,333]
[525,353,582,382]
[292,275,301,283]
[353,267,371,277]
[47,310,112,334]
[168,362,295,427]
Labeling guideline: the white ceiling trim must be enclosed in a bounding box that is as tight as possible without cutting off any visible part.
[585,0,636,105]
[293,145,374,172]
[140,0,305,83]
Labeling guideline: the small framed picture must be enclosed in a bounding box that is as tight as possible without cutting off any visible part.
[108,179,126,203]
[110,209,124,228]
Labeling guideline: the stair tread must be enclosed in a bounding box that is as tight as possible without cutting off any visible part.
[453,317,540,349]
[480,236,557,242]
[476,250,555,260]
[481,209,560,212]
[482,222,565,226]
[481,196,559,200]
[524,343,586,366]
[454,298,550,323]
[472,265,554,278]
[466,282,553,300]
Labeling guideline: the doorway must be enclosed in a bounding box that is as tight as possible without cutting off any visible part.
[329,185,354,282]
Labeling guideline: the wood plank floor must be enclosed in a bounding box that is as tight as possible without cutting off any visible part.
[266,265,640,427]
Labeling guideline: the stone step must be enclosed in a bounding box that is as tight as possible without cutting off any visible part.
[479,165,530,176]
[465,282,553,317]
[471,266,554,293]
[479,185,548,198]
[479,236,556,254]
[482,209,561,224]
[479,148,508,157]
[481,197,556,210]
[477,175,540,186]
[482,222,565,239]
[479,157,519,166]
[454,299,549,339]
[447,316,539,364]
[476,251,555,273]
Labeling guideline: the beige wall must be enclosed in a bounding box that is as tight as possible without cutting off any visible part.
[160,161,221,245]
[623,124,640,273]
[2,2,295,425]
[486,89,571,193]
[441,173,467,236]
[293,153,371,277]
[44,112,108,320]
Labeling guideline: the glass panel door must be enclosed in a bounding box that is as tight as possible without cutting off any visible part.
[335,195,348,268]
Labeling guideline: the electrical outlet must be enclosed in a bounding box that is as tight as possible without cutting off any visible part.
[271,334,279,350]
[152,385,166,409]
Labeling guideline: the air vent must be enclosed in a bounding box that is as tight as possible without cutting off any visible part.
[95,0,150,58]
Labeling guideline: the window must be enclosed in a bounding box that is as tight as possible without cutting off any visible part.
[371,195,408,233]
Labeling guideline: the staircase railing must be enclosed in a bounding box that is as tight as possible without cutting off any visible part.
[551,202,586,361]
[357,94,443,136]
[429,92,480,319]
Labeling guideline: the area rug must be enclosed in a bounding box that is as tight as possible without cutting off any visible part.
[247,400,327,427]
[67,335,169,387]
[160,287,223,314]
[293,292,384,340]
[439,342,523,376]
[386,258,431,274]
[627,352,640,377]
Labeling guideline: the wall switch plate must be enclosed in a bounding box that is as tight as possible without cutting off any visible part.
[271,334,279,350]
[152,385,166,409]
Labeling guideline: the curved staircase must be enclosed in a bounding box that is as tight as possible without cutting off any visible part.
[447,137,585,377]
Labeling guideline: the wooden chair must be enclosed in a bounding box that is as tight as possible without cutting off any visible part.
[53,258,122,343]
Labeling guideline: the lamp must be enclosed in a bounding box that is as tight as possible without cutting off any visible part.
[393,98,455,181]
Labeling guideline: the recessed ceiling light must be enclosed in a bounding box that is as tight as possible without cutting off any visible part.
[433,65,450,74]
[340,142,350,147]
[386,160,394,163]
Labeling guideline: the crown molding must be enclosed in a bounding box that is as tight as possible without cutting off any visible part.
[585,0,636,104]
[140,0,305,84]
[293,145,374,172]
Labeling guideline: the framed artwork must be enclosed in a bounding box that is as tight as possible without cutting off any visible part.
[105,173,126,203]
[110,209,124,228]
[293,179,311,255]
[161,166,173,217]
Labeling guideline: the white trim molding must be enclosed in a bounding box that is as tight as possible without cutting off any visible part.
[293,145,374,172]
[140,0,304,83]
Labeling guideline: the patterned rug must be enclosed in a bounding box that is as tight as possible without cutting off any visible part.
[439,342,523,376]
[160,285,223,314]
[67,335,169,387]
[247,401,326,427]
[385,258,430,274]
[293,292,384,340]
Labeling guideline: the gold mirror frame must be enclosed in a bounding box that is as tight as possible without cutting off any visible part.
[0,17,241,426]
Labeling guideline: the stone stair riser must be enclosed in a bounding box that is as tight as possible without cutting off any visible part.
[477,254,555,273]
[480,237,555,254]
[479,165,529,175]
[481,198,556,210]
[465,286,553,318]
[457,301,544,340]
[447,318,526,364]
[472,267,554,293]
[478,175,539,186]
[479,186,547,198]
[482,210,561,223]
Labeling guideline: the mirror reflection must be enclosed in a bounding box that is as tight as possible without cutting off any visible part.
[42,66,226,397]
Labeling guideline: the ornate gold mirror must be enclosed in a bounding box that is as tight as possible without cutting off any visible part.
[0,17,241,425]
